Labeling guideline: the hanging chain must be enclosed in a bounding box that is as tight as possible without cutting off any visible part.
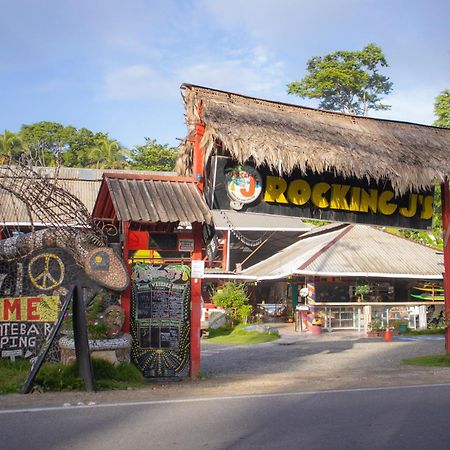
[218,209,269,247]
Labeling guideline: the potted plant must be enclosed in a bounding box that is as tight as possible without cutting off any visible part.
[355,284,370,302]
[367,319,385,337]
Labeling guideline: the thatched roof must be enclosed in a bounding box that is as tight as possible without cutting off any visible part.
[176,84,450,194]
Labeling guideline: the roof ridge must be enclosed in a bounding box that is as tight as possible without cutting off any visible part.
[298,224,354,270]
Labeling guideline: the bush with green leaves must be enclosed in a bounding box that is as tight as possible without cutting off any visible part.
[212,282,252,325]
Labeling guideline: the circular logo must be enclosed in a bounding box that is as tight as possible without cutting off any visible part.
[225,166,262,205]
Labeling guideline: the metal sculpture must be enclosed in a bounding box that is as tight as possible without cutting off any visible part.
[0,161,129,292]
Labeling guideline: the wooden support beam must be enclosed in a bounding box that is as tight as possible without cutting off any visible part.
[190,222,203,378]
[441,179,450,353]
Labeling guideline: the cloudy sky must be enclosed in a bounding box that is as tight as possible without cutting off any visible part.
[1,0,449,148]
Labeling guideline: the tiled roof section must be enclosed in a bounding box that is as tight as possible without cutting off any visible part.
[105,176,213,225]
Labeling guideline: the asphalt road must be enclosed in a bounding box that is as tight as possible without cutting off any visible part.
[2,383,450,450]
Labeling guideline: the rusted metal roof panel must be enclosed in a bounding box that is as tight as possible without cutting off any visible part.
[105,177,212,225]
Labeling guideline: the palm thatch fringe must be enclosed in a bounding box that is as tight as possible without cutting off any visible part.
[176,84,450,195]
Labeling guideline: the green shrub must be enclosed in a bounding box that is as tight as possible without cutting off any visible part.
[212,282,252,325]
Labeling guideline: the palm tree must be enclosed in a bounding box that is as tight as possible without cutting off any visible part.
[0,130,23,163]
[87,138,129,169]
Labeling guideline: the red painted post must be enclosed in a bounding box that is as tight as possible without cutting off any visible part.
[121,221,131,333]
[190,222,203,378]
[192,103,205,191]
[441,179,450,353]
[221,231,228,271]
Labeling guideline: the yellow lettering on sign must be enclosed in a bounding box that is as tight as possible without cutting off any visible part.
[264,176,288,204]
[0,296,59,322]
[349,187,361,212]
[261,174,433,224]
[399,194,418,218]
[420,195,433,220]
[311,183,330,208]
[378,191,397,215]
[330,184,351,210]
[287,179,311,205]
[359,188,378,213]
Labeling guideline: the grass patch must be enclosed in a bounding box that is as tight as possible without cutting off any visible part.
[205,324,279,345]
[0,358,146,394]
[402,354,450,367]
[0,359,31,394]
[404,328,445,336]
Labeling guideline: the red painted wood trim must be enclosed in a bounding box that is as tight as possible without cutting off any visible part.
[192,100,205,192]
[121,221,131,333]
[190,223,203,379]
[441,179,450,353]
[221,230,228,271]
[298,224,353,270]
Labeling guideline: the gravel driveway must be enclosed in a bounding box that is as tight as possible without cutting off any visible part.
[201,324,450,392]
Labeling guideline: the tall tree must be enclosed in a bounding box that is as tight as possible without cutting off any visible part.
[87,137,128,169]
[10,121,128,169]
[130,138,177,171]
[433,89,450,128]
[288,43,393,115]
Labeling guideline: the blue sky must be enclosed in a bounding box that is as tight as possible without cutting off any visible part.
[1,0,449,149]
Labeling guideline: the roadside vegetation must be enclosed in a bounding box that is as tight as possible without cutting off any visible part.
[0,358,146,395]
[403,328,445,335]
[205,324,279,345]
[402,355,450,367]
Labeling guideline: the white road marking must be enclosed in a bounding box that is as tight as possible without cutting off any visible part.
[2,382,450,415]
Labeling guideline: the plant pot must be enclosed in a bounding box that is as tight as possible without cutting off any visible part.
[59,333,132,366]
[310,325,322,335]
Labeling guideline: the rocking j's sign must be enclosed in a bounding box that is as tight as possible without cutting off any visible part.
[211,157,434,230]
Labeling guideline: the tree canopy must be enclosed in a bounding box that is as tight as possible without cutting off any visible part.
[433,89,450,128]
[0,122,177,172]
[129,138,177,171]
[287,43,393,116]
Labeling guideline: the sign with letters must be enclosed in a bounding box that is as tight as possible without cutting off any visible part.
[130,262,191,378]
[211,157,434,230]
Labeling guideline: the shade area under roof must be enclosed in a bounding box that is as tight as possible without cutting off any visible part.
[242,223,443,280]
[211,209,311,231]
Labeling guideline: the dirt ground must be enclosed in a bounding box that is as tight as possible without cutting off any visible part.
[2,324,450,410]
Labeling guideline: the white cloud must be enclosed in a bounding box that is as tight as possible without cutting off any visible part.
[102,65,177,101]
[180,49,285,96]
[101,46,286,102]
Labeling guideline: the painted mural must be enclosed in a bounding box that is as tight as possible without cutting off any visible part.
[0,248,96,361]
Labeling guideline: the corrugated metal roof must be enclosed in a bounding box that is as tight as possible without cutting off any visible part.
[105,176,213,225]
[242,224,443,280]
[302,225,443,278]
[242,224,347,279]
[0,179,100,225]
[211,209,311,231]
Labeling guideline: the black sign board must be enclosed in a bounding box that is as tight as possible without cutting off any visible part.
[131,263,190,378]
[211,156,434,230]
[137,289,184,320]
